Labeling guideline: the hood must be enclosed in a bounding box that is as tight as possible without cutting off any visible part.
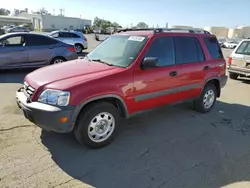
[25,58,123,90]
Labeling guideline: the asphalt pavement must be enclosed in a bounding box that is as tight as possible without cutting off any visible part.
[0,35,250,188]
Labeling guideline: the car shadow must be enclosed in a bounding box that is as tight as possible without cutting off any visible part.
[0,68,37,83]
[40,100,250,188]
[237,77,250,84]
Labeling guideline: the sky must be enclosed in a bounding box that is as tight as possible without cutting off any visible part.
[2,0,250,28]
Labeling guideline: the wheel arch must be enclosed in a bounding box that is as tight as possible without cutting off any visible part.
[202,77,221,97]
[50,56,67,64]
[72,94,129,127]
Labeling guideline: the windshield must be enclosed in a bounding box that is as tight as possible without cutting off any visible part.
[87,35,148,68]
[235,41,250,55]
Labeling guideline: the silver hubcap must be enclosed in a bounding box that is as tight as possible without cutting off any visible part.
[75,45,82,53]
[203,89,215,109]
[54,59,63,64]
[88,112,115,143]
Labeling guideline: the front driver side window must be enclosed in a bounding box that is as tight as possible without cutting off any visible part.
[144,37,175,67]
[2,36,25,46]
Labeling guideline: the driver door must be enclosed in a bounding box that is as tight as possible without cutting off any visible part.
[0,34,29,68]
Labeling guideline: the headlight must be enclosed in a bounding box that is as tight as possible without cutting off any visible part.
[38,89,70,106]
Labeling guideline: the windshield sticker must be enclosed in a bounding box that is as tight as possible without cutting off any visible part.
[128,36,145,42]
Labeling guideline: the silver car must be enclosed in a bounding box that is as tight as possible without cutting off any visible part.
[227,39,250,80]
[7,26,30,33]
[0,33,78,69]
[47,30,88,54]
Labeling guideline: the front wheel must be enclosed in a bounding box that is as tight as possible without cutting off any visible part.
[74,102,120,149]
[193,84,217,113]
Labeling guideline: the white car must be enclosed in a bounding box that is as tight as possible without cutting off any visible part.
[48,30,88,53]
[224,41,238,49]
[6,26,30,33]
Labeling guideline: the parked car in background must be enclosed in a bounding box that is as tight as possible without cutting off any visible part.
[0,28,5,36]
[0,33,78,69]
[227,39,250,80]
[6,26,30,33]
[224,40,239,49]
[16,28,227,149]
[47,30,88,54]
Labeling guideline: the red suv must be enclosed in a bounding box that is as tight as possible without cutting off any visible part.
[16,28,228,148]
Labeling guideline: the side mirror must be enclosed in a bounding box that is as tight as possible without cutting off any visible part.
[141,57,158,70]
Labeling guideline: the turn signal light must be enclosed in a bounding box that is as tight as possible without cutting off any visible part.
[59,117,68,123]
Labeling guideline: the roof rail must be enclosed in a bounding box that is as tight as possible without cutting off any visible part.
[116,27,211,34]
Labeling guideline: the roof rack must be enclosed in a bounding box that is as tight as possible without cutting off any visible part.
[117,27,211,34]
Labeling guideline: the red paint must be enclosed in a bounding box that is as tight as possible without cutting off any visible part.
[25,31,226,116]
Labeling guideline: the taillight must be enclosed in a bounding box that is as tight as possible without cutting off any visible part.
[67,47,76,52]
[228,57,232,66]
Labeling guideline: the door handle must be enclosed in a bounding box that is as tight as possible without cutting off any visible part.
[169,71,177,77]
[204,66,210,70]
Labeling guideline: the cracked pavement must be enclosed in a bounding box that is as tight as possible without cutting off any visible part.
[1,40,250,188]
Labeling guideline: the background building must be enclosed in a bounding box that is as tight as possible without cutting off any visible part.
[0,15,31,27]
[18,13,91,32]
[237,26,250,38]
[170,25,193,29]
[228,28,243,38]
[204,26,229,37]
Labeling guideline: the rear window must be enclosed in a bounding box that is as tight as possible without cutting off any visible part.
[235,41,250,55]
[204,37,224,59]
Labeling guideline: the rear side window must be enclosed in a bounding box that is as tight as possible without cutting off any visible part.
[174,36,205,64]
[235,41,250,55]
[26,35,58,46]
[204,37,223,59]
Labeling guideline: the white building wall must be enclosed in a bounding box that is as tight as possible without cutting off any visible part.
[204,26,228,37]
[18,13,91,31]
[237,26,250,38]
[41,15,91,31]
[170,25,193,29]
[228,28,243,38]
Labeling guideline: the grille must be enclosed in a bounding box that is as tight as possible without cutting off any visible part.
[23,81,35,98]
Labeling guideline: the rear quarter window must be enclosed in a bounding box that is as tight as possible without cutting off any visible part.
[235,41,250,55]
[204,37,224,59]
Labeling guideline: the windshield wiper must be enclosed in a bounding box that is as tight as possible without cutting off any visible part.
[90,59,114,66]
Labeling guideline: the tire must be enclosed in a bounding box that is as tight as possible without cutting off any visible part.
[50,57,65,64]
[229,72,239,80]
[74,44,83,54]
[193,84,217,113]
[74,102,120,149]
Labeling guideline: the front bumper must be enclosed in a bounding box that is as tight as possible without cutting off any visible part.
[220,75,228,88]
[16,88,77,133]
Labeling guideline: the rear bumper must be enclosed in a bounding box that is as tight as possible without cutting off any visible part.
[220,75,228,88]
[66,53,78,61]
[227,67,250,77]
[16,88,78,133]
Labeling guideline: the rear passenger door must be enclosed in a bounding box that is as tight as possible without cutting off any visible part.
[174,36,207,98]
[58,32,75,45]
[203,36,225,77]
[23,35,58,67]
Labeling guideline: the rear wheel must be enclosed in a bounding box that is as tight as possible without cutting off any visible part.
[74,102,120,149]
[193,84,217,113]
[74,44,83,54]
[229,72,239,80]
[50,57,65,64]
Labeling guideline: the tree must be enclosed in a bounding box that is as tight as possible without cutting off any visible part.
[0,8,10,15]
[35,7,50,15]
[93,17,122,30]
[13,9,20,16]
[136,22,148,29]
